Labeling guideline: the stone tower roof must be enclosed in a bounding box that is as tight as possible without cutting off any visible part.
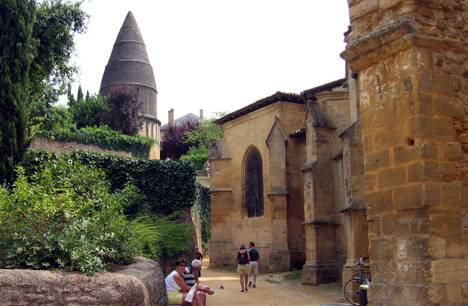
[100,11,157,93]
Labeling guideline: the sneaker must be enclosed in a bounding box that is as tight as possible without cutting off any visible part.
[241,289,244,292]
[248,280,252,287]
[253,284,256,288]
[245,288,248,291]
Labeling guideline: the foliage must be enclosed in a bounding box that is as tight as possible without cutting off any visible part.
[104,86,142,136]
[0,159,151,274]
[180,120,223,170]
[161,120,197,160]
[69,94,109,129]
[0,0,36,185]
[35,126,153,158]
[36,105,75,132]
[181,145,208,170]
[192,183,211,247]
[23,150,197,215]
[131,216,191,259]
[28,0,88,133]
[184,120,223,147]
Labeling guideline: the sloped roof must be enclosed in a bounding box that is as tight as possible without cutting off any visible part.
[216,92,303,124]
[100,11,157,92]
[301,78,347,99]
[161,113,199,131]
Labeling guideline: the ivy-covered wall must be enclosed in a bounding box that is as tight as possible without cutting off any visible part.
[23,150,196,215]
[35,126,154,159]
[192,183,211,248]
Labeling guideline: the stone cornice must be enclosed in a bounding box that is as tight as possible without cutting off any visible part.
[210,188,232,193]
[266,191,289,197]
[303,218,339,226]
[341,17,466,71]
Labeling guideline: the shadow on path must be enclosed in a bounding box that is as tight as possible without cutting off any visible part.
[199,258,349,306]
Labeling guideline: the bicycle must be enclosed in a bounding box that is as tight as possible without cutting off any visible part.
[343,256,371,306]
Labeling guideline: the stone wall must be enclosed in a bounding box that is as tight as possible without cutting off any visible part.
[342,1,468,305]
[0,257,167,306]
[30,138,133,158]
[31,138,161,160]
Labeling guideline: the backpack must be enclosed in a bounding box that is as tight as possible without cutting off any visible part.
[238,251,248,264]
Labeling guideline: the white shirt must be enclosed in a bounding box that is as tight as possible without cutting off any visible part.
[165,270,181,292]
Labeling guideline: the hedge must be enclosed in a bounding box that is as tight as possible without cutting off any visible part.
[22,150,196,215]
[35,126,154,159]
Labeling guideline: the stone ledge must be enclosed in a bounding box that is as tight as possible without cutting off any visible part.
[0,257,167,306]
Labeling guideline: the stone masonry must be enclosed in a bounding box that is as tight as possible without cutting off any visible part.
[342,0,468,305]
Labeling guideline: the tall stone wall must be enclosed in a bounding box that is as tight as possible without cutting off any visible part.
[342,1,468,305]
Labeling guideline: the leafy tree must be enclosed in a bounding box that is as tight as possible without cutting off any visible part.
[28,0,88,134]
[161,120,197,160]
[85,90,90,101]
[0,0,35,185]
[104,86,143,136]
[39,105,74,131]
[180,120,223,170]
[69,94,108,128]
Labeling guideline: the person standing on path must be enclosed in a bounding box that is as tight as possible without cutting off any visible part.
[248,241,260,288]
[237,244,250,292]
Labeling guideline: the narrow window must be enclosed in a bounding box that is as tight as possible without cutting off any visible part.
[245,148,264,217]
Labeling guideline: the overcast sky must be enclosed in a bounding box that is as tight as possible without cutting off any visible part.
[71,0,350,124]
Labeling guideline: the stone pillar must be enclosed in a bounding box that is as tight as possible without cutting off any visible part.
[268,194,290,272]
[342,1,468,305]
[301,101,339,285]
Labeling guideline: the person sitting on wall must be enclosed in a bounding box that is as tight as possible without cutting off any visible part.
[165,258,204,306]
[184,259,215,302]
[195,247,203,276]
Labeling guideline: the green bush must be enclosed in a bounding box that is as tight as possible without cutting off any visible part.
[0,159,156,274]
[35,126,153,158]
[132,216,191,259]
[69,94,108,128]
[181,144,208,170]
[22,150,196,215]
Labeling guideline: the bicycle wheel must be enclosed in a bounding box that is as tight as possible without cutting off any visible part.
[343,278,360,306]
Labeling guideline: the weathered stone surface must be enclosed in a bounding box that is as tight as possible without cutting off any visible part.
[0,257,167,306]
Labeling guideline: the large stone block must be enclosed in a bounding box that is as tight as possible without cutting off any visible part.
[377,166,406,189]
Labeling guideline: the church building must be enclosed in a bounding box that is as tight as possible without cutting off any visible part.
[209,73,369,284]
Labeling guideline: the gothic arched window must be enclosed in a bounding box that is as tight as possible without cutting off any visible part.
[245,148,264,217]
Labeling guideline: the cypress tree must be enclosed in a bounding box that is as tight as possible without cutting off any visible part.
[76,85,83,103]
[0,0,35,185]
[67,83,76,107]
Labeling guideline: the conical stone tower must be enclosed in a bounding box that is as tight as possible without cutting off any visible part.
[100,11,160,158]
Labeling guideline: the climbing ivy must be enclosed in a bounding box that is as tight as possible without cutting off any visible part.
[192,183,211,246]
[35,126,154,159]
[22,150,196,215]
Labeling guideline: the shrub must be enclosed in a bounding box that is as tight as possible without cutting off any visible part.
[181,144,208,170]
[22,150,196,215]
[0,159,149,274]
[69,94,108,128]
[131,216,191,259]
[35,125,153,158]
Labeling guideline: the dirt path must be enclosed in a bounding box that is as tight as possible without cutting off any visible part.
[198,260,348,306]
